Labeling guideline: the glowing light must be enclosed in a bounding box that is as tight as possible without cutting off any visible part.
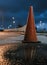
[37,25,39,28]
[42,23,45,26]
[13,21,15,24]
[8,25,12,29]
[40,21,42,26]
[1,25,3,27]
[12,17,15,20]
[8,26,9,29]
[9,25,12,27]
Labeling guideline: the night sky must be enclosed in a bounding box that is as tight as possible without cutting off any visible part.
[0,0,47,29]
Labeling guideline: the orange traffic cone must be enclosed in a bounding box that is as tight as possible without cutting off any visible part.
[24,6,37,43]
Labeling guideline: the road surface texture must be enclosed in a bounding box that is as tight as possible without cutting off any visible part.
[0,31,47,65]
[0,32,47,44]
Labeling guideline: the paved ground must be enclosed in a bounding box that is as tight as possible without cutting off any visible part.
[0,31,47,44]
[0,31,24,44]
[0,31,47,64]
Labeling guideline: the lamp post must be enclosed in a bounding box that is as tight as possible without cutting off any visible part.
[12,17,15,28]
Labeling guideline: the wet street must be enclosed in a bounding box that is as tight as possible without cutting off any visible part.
[0,31,47,65]
[0,31,24,44]
[0,32,47,44]
[0,31,23,65]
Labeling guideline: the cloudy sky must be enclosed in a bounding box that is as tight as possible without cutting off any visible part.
[0,0,47,28]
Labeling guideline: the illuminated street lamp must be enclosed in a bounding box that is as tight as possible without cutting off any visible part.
[8,26,9,29]
[1,25,4,29]
[42,23,45,26]
[40,21,42,26]
[13,21,15,24]
[12,17,16,28]
[37,25,39,28]
[8,25,12,29]
[12,17,15,20]
[9,25,12,27]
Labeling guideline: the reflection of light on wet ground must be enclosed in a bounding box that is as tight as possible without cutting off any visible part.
[0,32,47,44]
[0,46,7,62]
[0,32,6,35]
[0,44,19,64]
[0,32,47,64]
[0,31,24,40]
[0,48,3,62]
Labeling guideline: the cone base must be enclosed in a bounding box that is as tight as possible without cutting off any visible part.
[22,40,41,43]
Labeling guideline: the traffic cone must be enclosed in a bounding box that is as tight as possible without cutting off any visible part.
[24,6,37,43]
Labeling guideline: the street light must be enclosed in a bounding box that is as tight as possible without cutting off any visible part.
[8,26,9,29]
[40,21,42,26]
[8,25,12,29]
[1,25,4,29]
[12,17,15,20]
[42,23,45,26]
[13,21,15,24]
[12,17,16,28]
[37,25,39,28]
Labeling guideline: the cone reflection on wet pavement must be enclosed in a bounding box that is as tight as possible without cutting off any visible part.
[24,6,37,43]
